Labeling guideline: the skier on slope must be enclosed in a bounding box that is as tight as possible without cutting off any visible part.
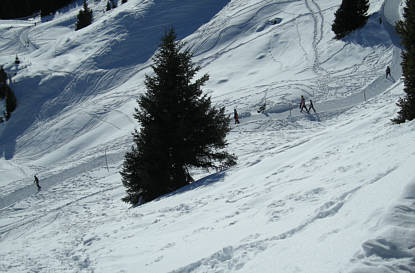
[299,95,308,113]
[234,108,240,124]
[386,66,391,79]
[14,55,20,65]
[34,175,41,191]
[257,103,266,113]
[308,99,316,113]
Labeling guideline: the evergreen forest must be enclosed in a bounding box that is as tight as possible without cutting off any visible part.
[0,0,75,19]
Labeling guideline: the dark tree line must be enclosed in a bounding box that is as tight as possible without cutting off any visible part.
[393,0,415,123]
[0,0,76,19]
[121,29,236,205]
[75,1,93,31]
[106,0,127,11]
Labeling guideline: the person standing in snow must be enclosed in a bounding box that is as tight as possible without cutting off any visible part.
[234,108,240,124]
[34,175,41,191]
[308,99,316,113]
[386,66,391,79]
[299,95,308,113]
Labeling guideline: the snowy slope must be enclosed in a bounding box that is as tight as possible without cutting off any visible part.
[1,0,414,272]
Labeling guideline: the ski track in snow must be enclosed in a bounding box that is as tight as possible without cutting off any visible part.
[169,159,403,272]
[190,0,394,117]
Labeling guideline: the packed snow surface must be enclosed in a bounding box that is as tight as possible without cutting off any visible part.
[0,0,414,272]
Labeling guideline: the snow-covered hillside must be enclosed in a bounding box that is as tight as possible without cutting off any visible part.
[1,0,414,272]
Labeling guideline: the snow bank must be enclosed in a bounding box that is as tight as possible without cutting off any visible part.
[384,0,405,25]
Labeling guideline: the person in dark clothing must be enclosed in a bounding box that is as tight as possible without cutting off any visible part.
[257,103,266,113]
[34,175,41,191]
[300,95,308,113]
[386,66,391,78]
[308,99,316,113]
[234,108,240,124]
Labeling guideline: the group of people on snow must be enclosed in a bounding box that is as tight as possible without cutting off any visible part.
[233,95,317,124]
[300,95,316,114]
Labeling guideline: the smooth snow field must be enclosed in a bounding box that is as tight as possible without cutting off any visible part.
[0,0,414,272]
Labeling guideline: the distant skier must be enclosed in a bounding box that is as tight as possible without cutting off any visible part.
[299,95,308,113]
[34,175,41,191]
[308,99,316,113]
[386,66,391,79]
[14,55,20,65]
[257,103,266,113]
[234,108,240,124]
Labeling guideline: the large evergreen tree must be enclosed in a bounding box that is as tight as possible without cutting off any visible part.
[75,1,93,31]
[0,66,7,87]
[121,29,237,205]
[4,85,17,120]
[332,0,369,39]
[106,1,112,11]
[393,0,415,123]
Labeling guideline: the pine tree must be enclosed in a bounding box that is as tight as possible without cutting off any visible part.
[75,1,93,31]
[111,0,117,9]
[0,66,7,86]
[106,1,111,11]
[0,66,8,100]
[4,85,17,120]
[121,28,237,205]
[40,0,54,17]
[121,0,127,4]
[332,0,369,39]
[393,0,415,123]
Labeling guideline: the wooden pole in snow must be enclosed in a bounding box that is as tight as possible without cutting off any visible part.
[105,148,109,172]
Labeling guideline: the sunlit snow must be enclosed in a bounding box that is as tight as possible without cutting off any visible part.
[0,0,414,272]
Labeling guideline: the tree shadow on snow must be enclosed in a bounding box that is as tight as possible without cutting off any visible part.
[343,12,402,49]
[0,74,71,159]
[0,0,232,159]
[90,0,232,69]
[156,171,227,201]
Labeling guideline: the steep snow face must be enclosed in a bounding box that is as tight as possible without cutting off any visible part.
[0,0,230,162]
[1,0,414,273]
[384,0,405,25]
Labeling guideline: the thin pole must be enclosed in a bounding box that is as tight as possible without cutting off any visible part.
[105,148,109,172]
